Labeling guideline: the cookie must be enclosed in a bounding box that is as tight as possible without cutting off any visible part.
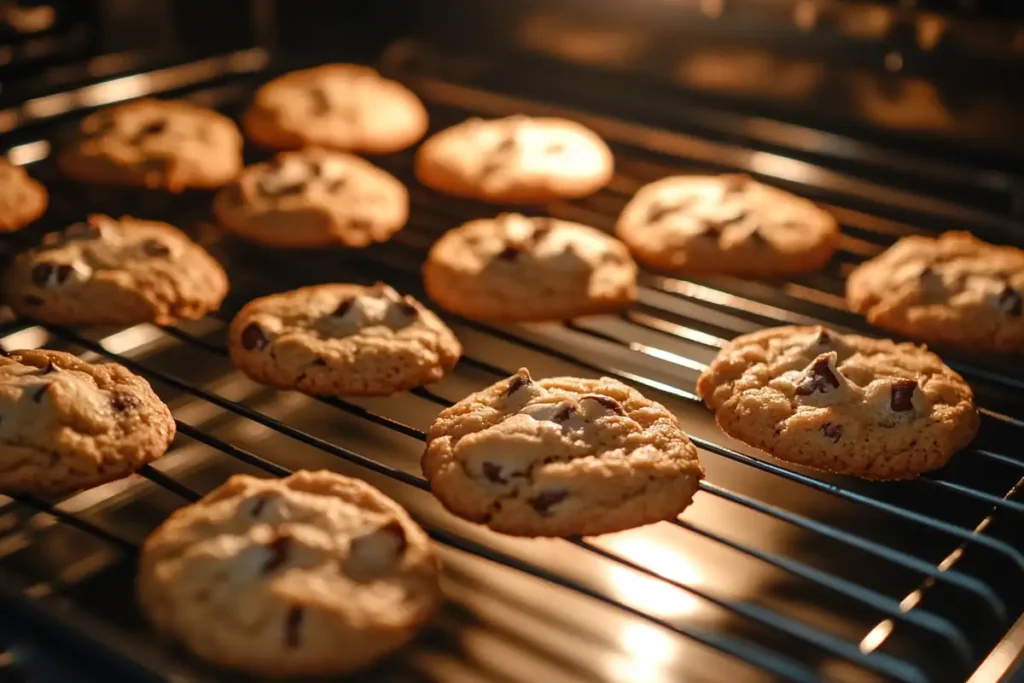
[615,174,839,276]
[846,231,1024,353]
[243,64,428,154]
[422,368,704,537]
[57,99,243,192]
[696,326,979,480]
[423,213,637,322]
[213,148,409,248]
[0,159,47,232]
[1,214,228,326]
[414,115,614,204]
[137,470,441,677]
[0,2,55,34]
[228,283,461,397]
[0,348,175,493]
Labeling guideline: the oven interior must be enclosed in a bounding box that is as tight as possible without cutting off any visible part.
[0,2,1023,682]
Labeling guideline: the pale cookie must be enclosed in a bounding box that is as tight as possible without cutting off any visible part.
[847,231,1024,353]
[2,214,228,326]
[423,213,637,321]
[243,64,428,154]
[0,348,175,493]
[137,470,441,677]
[422,368,704,537]
[0,159,47,232]
[213,148,408,248]
[697,326,979,480]
[415,115,614,203]
[58,99,243,192]
[228,283,461,397]
[616,174,839,276]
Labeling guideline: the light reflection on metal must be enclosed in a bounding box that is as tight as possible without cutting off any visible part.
[6,140,50,166]
[598,535,702,618]
[607,622,679,683]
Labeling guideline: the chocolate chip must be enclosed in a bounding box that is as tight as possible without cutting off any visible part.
[394,299,418,318]
[528,490,569,516]
[551,404,576,423]
[890,379,917,412]
[312,357,327,366]
[55,265,73,284]
[31,384,47,403]
[701,210,748,235]
[0,348,10,357]
[544,142,565,155]
[531,219,554,243]
[249,497,267,518]
[580,394,626,415]
[23,295,44,306]
[284,606,303,648]
[794,354,841,396]
[331,299,353,318]
[133,119,168,142]
[997,285,1022,317]
[505,372,533,396]
[348,520,408,573]
[40,361,59,374]
[646,200,686,224]
[496,245,521,261]
[814,329,830,346]
[821,423,843,443]
[482,462,508,484]
[140,239,170,257]
[240,323,270,351]
[31,263,55,287]
[110,392,141,412]
[262,535,291,574]
[325,177,348,193]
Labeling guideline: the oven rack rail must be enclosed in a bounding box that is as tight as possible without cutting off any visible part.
[0,49,1022,683]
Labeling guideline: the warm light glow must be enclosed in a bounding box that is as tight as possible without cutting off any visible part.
[859,619,893,653]
[99,324,165,355]
[598,535,703,618]
[6,140,50,166]
[606,622,680,683]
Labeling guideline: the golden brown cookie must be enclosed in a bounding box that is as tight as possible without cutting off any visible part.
[697,326,979,480]
[2,215,228,326]
[423,213,637,322]
[422,368,704,537]
[57,99,243,192]
[137,470,441,677]
[228,283,461,397]
[0,348,175,493]
[243,64,428,154]
[846,231,1024,353]
[213,148,408,248]
[0,159,47,232]
[616,174,839,276]
[415,116,614,204]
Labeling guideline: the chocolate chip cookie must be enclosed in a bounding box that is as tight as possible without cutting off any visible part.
[616,174,839,276]
[229,283,461,397]
[415,116,614,204]
[213,148,409,248]
[0,348,175,493]
[137,470,440,677]
[422,368,704,536]
[243,64,429,154]
[0,159,47,232]
[57,99,243,192]
[697,326,979,480]
[423,213,637,321]
[2,215,228,326]
[847,231,1024,353]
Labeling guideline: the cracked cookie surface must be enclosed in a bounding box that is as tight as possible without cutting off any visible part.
[58,98,242,192]
[137,470,440,677]
[846,231,1024,353]
[0,159,47,232]
[2,214,228,325]
[415,116,613,203]
[697,326,978,479]
[243,64,428,154]
[422,369,704,537]
[423,213,637,321]
[213,148,408,248]
[0,348,174,493]
[228,283,461,397]
[616,174,839,276]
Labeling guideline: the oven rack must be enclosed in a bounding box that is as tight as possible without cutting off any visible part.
[0,48,1021,683]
